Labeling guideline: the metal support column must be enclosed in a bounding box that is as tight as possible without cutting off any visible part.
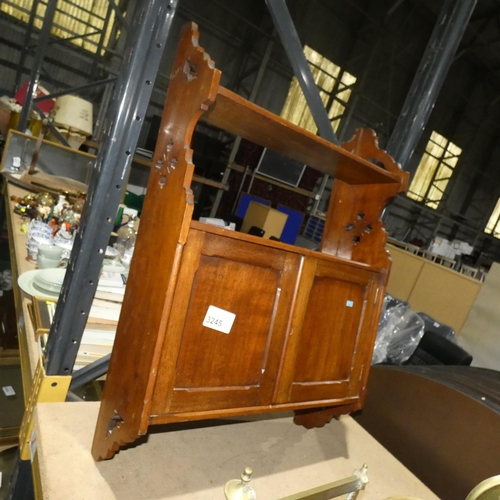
[311,175,330,215]
[386,0,477,169]
[14,0,41,94]
[44,0,178,375]
[265,0,339,145]
[70,354,111,390]
[264,0,341,216]
[17,0,57,132]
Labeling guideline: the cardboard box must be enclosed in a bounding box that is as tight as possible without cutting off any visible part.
[241,201,288,240]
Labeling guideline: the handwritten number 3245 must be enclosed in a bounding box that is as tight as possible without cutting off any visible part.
[206,316,223,328]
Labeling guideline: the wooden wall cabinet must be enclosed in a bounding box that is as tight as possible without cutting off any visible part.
[92,23,408,460]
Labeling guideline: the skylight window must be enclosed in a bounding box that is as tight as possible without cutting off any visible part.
[407,131,462,210]
[1,1,116,54]
[280,45,356,134]
[485,198,500,239]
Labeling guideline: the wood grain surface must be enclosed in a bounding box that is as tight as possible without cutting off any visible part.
[92,22,408,460]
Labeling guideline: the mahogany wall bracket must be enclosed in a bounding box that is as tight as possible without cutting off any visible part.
[91,22,408,461]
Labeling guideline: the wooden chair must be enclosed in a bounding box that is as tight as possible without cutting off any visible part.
[92,22,408,460]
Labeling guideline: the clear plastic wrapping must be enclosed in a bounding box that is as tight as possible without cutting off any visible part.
[372,295,425,365]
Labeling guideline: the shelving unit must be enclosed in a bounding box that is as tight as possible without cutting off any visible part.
[92,22,408,461]
[9,0,126,139]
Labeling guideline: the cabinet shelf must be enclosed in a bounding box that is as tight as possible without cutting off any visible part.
[203,87,403,185]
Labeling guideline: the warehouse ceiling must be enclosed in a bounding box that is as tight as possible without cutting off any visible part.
[419,0,500,86]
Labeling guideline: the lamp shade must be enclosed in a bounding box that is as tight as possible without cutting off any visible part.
[51,95,93,136]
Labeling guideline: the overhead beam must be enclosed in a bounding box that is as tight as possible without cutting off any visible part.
[265,0,339,145]
[386,0,477,169]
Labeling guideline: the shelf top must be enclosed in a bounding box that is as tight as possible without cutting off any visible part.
[203,87,407,187]
[190,220,386,273]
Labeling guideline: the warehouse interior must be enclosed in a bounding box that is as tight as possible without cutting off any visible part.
[0,0,500,499]
[3,0,500,259]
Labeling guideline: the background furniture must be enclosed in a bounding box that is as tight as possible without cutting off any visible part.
[404,331,473,366]
[459,262,500,371]
[91,23,408,461]
[276,204,305,245]
[386,243,482,333]
[302,213,326,246]
[240,201,288,239]
[235,193,271,220]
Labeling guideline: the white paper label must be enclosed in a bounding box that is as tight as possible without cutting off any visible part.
[2,386,15,397]
[203,305,236,334]
[346,300,354,307]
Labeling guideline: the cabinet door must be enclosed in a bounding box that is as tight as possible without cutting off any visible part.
[274,258,381,405]
[151,228,300,417]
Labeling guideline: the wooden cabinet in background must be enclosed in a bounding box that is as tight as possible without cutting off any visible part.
[92,22,408,460]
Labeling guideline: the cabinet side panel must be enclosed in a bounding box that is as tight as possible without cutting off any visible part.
[92,22,221,461]
[321,180,401,268]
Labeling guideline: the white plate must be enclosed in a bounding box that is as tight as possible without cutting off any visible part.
[33,268,66,292]
[33,280,62,294]
[18,270,61,298]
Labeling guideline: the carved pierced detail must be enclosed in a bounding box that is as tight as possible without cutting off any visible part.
[342,128,404,178]
[345,211,374,246]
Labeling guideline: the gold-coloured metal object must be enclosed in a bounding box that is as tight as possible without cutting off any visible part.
[224,464,370,500]
[19,356,71,460]
[34,191,56,207]
[72,191,86,213]
[22,194,36,205]
[224,467,257,500]
[466,475,500,500]
[277,464,368,500]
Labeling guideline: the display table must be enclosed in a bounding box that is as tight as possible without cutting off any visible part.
[34,402,438,500]
[4,183,43,398]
